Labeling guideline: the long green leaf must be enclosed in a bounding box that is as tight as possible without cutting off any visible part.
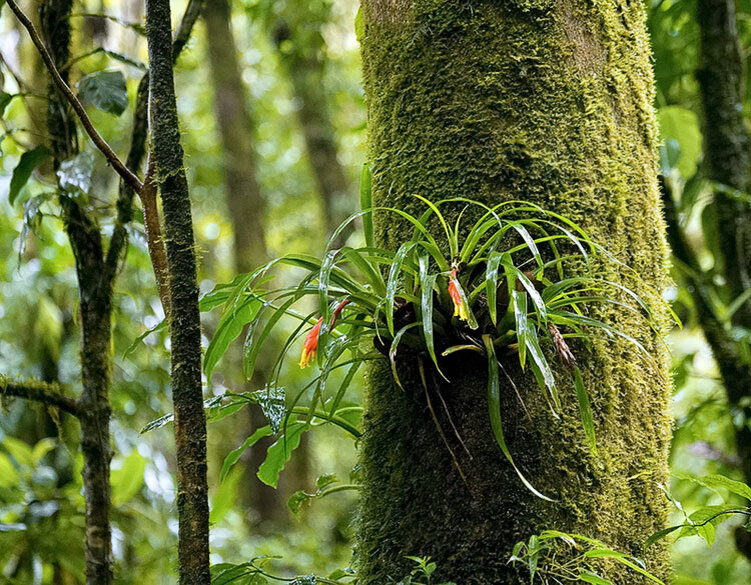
[360,162,373,249]
[205,296,261,380]
[389,323,420,389]
[512,290,528,369]
[220,426,273,483]
[9,146,50,205]
[482,334,552,501]
[486,251,503,326]
[386,242,417,335]
[574,366,597,455]
[257,421,307,488]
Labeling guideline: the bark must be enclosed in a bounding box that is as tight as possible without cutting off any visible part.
[695,0,751,485]
[41,2,114,583]
[145,0,210,583]
[357,2,672,583]
[203,0,289,526]
[697,0,751,311]
[272,11,352,245]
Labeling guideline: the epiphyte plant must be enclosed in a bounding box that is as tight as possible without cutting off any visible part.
[203,192,666,499]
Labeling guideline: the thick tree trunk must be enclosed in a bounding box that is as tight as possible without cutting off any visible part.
[203,0,288,526]
[357,2,672,583]
[145,0,210,583]
[272,13,352,244]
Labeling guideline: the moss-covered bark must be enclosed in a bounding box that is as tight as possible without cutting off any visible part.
[357,2,672,583]
[41,2,114,583]
[145,0,210,583]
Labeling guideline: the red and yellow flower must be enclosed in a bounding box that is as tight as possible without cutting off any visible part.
[448,268,469,322]
[299,300,350,368]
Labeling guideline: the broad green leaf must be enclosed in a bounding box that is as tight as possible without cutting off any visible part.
[354,5,364,41]
[673,473,751,502]
[645,525,682,549]
[31,438,56,464]
[9,145,50,205]
[77,70,129,116]
[657,106,701,178]
[220,426,273,483]
[205,296,261,380]
[574,367,597,455]
[482,335,552,501]
[0,453,18,488]
[111,450,146,506]
[255,387,286,433]
[210,466,242,524]
[257,422,307,488]
[4,437,32,467]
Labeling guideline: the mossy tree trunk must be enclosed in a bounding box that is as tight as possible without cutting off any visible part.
[145,0,210,582]
[41,1,113,582]
[357,2,672,583]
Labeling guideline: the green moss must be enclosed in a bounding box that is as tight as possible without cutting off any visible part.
[357,1,672,583]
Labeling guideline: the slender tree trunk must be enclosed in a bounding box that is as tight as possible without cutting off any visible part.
[272,12,352,244]
[357,2,671,583]
[145,0,210,583]
[696,0,751,484]
[203,0,288,526]
[693,0,751,561]
[41,2,113,583]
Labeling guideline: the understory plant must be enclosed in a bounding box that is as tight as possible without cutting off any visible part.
[196,190,667,498]
[509,531,664,585]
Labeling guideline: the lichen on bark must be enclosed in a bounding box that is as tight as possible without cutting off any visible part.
[356,1,672,583]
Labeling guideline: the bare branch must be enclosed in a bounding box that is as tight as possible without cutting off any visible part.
[172,0,204,63]
[0,376,80,416]
[141,156,172,318]
[5,0,143,194]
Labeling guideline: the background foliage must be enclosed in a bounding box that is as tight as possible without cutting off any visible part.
[0,0,749,583]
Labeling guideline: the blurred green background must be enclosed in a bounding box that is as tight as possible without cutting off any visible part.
[0,0,749,583]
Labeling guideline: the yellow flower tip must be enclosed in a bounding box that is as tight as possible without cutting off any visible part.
[448,270,468,322]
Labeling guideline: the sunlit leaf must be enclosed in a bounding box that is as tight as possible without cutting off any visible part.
[9,145,50,205]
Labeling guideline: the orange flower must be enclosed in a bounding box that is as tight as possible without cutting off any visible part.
[299,317,323,368]
[448,268,468,322]
[299,300,350,369]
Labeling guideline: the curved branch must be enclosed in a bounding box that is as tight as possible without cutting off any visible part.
[5,0,143,194]
[0,377,80,416]
[172,0,204,64]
